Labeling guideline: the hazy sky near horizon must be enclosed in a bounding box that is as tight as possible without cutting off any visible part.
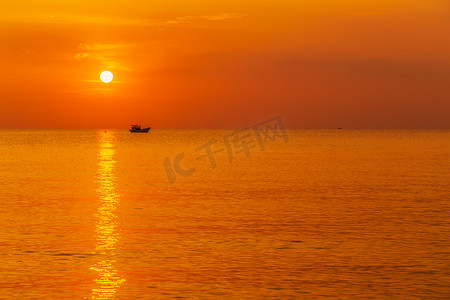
[0,0,449,129]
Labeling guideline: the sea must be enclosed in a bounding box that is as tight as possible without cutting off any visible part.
[0,129,449,299]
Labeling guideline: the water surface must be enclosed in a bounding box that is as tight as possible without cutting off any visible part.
[0,130,449,299]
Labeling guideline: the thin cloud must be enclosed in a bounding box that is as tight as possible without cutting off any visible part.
[2,12,247,27]
[1,13,154,26]
[166,13,248,25]
[74,52,88,60]
[73,42,136,63]
[73,42,135,74]
[202,13,248,21]
[74,43,89,60]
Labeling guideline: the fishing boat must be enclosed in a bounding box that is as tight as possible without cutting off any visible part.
[129,124,151,133]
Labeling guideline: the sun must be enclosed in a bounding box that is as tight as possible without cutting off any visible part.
[100,71,113,83]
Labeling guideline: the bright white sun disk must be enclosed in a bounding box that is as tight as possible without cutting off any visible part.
[100,71,113,83]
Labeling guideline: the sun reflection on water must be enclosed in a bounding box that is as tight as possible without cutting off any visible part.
[91,132,125,299]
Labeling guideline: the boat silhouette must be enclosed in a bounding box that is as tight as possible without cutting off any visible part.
[130,125,151,133]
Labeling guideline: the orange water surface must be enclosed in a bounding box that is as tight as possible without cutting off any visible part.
[0,130,449,299]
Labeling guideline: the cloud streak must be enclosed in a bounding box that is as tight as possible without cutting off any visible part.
[1,13,154,26]
[2,12,248,27]
[165,13,248,25]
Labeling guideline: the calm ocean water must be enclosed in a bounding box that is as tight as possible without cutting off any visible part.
[0,129,449,299]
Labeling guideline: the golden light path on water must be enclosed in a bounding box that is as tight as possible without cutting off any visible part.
[91,132,125,299]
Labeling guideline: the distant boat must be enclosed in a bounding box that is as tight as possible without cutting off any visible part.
[338,128,343,130]
[130,125,151,133]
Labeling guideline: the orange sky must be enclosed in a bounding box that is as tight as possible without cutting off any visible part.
[0,0,449,129]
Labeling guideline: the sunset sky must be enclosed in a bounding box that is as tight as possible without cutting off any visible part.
[0,0,449,129]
